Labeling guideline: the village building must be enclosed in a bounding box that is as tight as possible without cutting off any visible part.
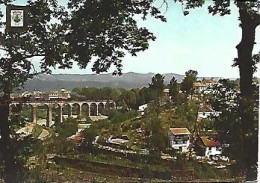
[21,91,32,98]
[138,103,148,115]
[42,89,71,100]
[163,88,170,98]
[197,104,220,119]
[59,88,71,99]
[10,93,21,99]
[195,136,222,158]
[43,91,59,100]
[193,79,218,94]
[167,128,191,153]
[162,88,171,104]
[32,90,42,99]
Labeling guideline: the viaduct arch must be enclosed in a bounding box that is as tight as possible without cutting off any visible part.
[10,100,116,127]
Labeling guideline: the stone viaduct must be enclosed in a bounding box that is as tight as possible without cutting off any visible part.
[10,100,116,127]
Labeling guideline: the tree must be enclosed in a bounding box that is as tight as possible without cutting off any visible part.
[181,70,198,99]
[144,102,166,152]
[149,73,165,107]
[171,1,259,177]
[64,0,166,75]
[210,79,258,178]
[0,1,67,181]
[0,1,166,181]
[81,126,98,153]
[123,90,137,110]
[168,76,179,104]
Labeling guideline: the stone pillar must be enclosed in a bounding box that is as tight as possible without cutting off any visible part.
[31,105,37,123]
[87,104,90,117]
[47,104,52,127]
[77,103,82,119]
[96,103,99,116]
[58,104,63,123]
[68,104,72,117]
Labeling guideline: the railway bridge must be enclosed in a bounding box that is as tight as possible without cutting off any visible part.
[10,100,116,127]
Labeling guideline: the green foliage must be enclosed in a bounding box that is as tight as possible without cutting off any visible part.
[31,125,43,139]
[108,110,140,124]
[149,74,165,105]
[149,133,166,152]
[197,118,214,132]
[181,70,198,98]
[54,117,78,138]
[149,74,165,92]
[171,100,198,130]
[168,76,180,104]
[122,90,137,109]
[30,118,79,157]
[144,105,166,152]
[210,81,259,172]
[9,113,26,132]
[72,86,155,110]
[65,1,166,75]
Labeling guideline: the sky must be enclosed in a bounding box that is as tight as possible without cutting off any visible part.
[1,1,260,78]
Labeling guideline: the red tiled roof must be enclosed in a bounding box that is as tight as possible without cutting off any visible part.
[198,105,214,112]
[202,79,218,85]
[169,128,190,135]
[193,82,202,87]
[200,136,220,147]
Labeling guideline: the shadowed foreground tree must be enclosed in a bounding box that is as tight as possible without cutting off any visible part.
[0,0,166,182]
[0,1,67,181]
[209,79,259,178]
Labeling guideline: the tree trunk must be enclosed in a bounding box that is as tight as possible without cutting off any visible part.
[0,103,18,182]
[236,9,257,98]
[236,4,259,180]
[0,79,18,182]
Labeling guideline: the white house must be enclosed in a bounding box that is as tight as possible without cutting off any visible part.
[197,105,221,119]
[138,104,148,115]
[21,91,32,98]
[43,91,59,100]
[167,128,190,153]
[42,89,71,100]
[193,79,218,94]
[195,136,222,158]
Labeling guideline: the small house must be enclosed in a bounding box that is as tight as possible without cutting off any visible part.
[195,136,222,158]
[167,128,191,153]
[138,104,148,115]
[197,104,220,119]
[193,79,218,94]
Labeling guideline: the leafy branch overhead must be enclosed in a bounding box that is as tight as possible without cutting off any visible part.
[64,0,167,75]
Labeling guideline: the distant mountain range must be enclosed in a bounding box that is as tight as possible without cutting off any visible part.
[21,72,223,91]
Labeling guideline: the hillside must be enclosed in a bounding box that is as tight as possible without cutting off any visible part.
[22,72,222,91]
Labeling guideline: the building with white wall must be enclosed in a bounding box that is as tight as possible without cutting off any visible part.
[167,128,190,153]
[195,136,222,158]
[198,105,221,119]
